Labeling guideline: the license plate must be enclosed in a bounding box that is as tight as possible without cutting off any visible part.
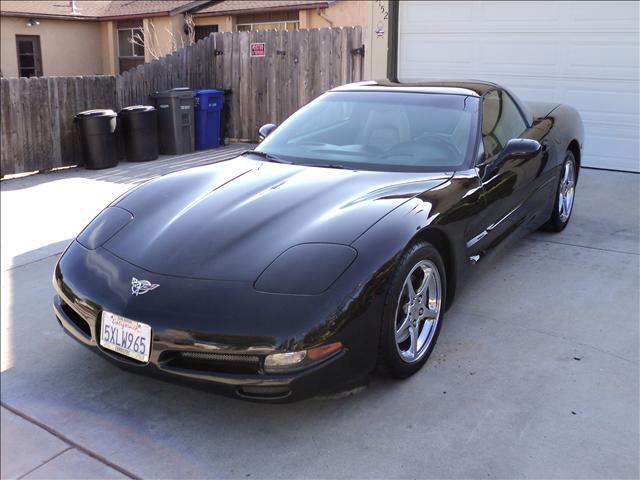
[100,311,151,362]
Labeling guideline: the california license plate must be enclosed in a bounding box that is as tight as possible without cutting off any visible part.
[100,311,151,362]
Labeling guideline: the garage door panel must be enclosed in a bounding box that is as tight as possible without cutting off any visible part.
[567,37,639,80]
[398,1,640,171]
[478,1,562,24]
[400,1,475,26]
[573,1,639,30]
[478,41,557,69]
[401,34,636,82]
[402,1,638,34]
[401,39,474,65]
[587,131,638,156]
[564,88,639,119]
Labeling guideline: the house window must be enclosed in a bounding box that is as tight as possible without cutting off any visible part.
[16,35,43,77]
[237,21,299,31]
[118,28,144,58]
[195,24,218,42]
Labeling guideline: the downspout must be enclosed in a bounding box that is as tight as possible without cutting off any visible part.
[316,7,334,27]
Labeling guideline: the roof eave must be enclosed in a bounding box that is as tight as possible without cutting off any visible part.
[0,11,102,21]
[193,2,330,17]
[98,12,175,21]
[0,10,182,21]
[170,0,220,16]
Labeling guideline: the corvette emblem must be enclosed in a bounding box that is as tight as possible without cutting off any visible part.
[131,277,160,296]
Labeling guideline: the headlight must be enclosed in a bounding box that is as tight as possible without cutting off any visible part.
[264,342,343,373]
[254,243,357,294]
[77,206,133,250]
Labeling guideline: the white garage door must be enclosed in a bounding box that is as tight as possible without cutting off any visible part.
[397,1,639,172]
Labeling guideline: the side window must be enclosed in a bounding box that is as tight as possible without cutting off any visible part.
[482,90,528,159]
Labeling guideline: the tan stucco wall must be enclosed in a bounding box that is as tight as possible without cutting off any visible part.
[143,15,190,61]
[100,21,118,75]
[194,1,366,31]
[1,16,103,77]
[364,0,389,81]
[299,0,368,29]
[194,15,235,32]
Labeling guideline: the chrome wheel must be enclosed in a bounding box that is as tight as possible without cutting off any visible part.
[394,259,442,363]
[558,158,576,223]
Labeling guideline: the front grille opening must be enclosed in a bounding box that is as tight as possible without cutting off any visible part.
[163,351,261,375]
[60,301,91,338]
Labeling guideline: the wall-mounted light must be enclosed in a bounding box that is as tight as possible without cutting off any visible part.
[26,18,40,27]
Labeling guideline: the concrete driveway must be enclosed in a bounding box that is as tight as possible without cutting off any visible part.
[1,150,638,479]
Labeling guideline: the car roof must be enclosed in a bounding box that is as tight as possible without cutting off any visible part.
[331,80,500,97]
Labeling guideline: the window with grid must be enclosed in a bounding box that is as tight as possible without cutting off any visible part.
[16,35,42,77]
[118,28,145,57]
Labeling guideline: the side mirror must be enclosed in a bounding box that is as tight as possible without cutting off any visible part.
[501,138,542,160]
[258,123,277,142]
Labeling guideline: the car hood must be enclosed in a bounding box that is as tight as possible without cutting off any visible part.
[104,156,451,281]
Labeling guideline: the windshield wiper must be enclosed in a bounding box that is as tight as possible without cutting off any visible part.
[307,163,350,170]
[241,150,292,164]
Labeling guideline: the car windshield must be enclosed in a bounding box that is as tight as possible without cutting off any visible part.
[255,91,479,172]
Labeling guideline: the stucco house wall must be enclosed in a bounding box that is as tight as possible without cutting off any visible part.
[194,1,367,32]
[299,1,368,29]
[1,16,103,77]
[100,20,118,75]
[143,15,190,62]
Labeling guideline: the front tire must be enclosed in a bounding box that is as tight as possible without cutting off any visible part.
[376,241,446,379]
[544,150,577,232]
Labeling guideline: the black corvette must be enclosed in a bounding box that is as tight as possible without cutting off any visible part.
[53,81,583,401]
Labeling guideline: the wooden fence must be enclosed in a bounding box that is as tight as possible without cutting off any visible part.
[117,26,364,141]
[0,26,364,176]
[1,76,116,175]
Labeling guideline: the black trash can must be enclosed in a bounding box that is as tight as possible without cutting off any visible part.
[75,109,118,170]
[114,119,126,161]
[151,88,195,155]
[119,105,159,162]
[221,89,232,145]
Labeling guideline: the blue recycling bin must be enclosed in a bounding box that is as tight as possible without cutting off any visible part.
[194,89,224,150]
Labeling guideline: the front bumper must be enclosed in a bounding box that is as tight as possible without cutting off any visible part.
[52,241,378,402]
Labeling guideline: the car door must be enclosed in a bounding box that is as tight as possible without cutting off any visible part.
[469,89,546,257]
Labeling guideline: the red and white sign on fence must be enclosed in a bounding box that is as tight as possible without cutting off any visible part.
[250,42,265,57]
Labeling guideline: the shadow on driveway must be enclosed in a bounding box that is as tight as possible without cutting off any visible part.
[1,145,252,192]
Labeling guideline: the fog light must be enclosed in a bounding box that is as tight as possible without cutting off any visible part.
[263,342,342,373]
[264,351,307,371]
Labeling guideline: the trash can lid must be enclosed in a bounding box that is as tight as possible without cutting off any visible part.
[120,105,156,113]
[152,87,194,98]
[76,109,116,117]
[195,89,224,95]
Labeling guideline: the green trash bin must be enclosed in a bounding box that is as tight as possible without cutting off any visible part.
[151,88,195,155]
